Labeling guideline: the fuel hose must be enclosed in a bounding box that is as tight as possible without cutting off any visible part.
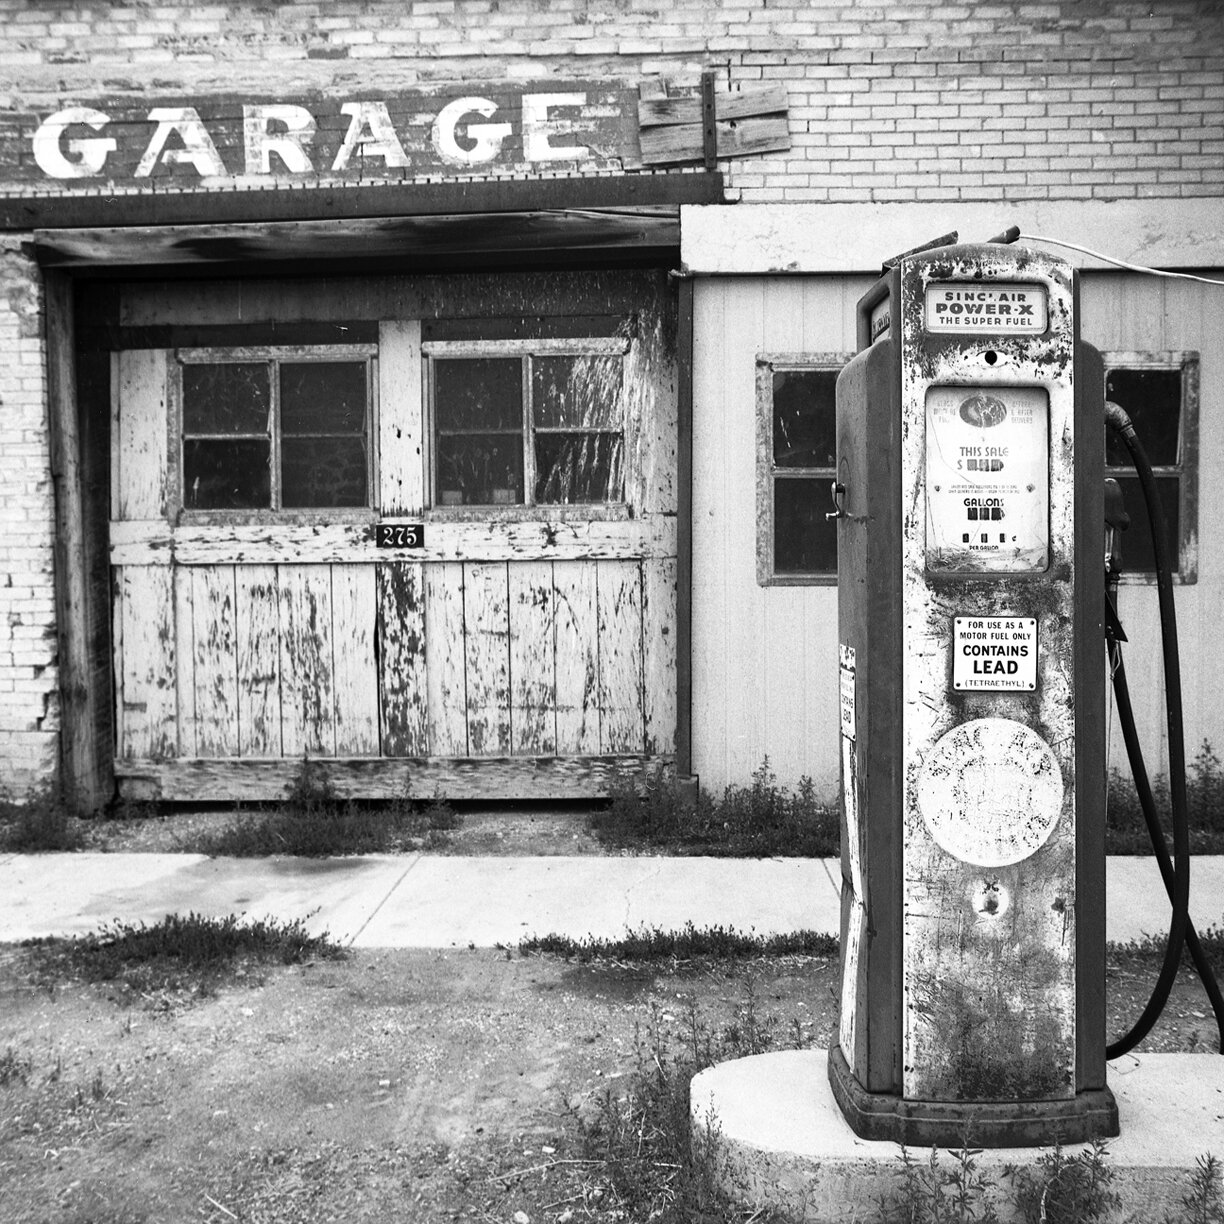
[1104,401,1224,1056]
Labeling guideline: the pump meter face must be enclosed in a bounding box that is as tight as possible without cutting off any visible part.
[925,384,1050,573]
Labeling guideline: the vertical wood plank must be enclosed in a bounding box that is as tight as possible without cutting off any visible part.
[508,561,557,755]
[463,562,512,757]
[173,568,196,758]
[642,557,677,755]
[552,561,600,755]
[117,565,176,759]
[379,319,424,515]
[115,349,169,521]
[597,560,646,753]
[425,561,468,756]
[378,561,429,756]
[332,563,380,756]
[110,353,121,522]
[278,565,335,757]
[236,565,282,758]
[191,566,240,757]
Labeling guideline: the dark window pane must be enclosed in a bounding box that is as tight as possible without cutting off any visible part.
[773,370,837,469]
[281,362,367,435]
[436,434,524,506]
[775,477,837,573]
[435,358,523,431]
[536,432,624,503]
[1112,475,1180,574]
[1105,368,1181,466]
[182,363,269,435]
[282,436,368,508]
[183,439,270,509]
[532,355,622,429]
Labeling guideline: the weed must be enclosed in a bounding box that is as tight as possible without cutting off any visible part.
[0,1046,32,1087]
[1108,738,1224,854]
[0,781,86,852]
[1170,1153,1224,1224]
[518,921,837,963]
[20,911,346,1002]
[564,986,795,1223]
[594,757,838,857]
[880,1144,1001,1224]
[1012,1139,1119,1224]
[195,759,458,857]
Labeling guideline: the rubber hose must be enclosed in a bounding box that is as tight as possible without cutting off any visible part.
[1107,629,1224,1052]
[1104,401,1194,1058]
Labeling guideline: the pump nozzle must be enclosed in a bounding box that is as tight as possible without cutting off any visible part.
[987,225,1021,245]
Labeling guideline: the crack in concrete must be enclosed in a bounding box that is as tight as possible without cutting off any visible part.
[345,855,424,947]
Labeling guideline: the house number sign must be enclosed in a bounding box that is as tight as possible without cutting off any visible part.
[376,524,424,549]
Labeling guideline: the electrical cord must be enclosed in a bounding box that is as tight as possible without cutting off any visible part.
[1103,401,1224,1056]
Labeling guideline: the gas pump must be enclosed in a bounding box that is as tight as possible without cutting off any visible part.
[828,238,1116,1146]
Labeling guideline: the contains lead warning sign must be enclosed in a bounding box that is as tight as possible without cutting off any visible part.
[924,283,1047,333]
[953,615,1037,691]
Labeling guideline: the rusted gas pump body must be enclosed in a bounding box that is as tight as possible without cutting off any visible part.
[828,242,1118,1146]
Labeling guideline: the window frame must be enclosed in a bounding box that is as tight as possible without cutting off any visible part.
[755,352,850,587]
[173,344,379,522]
[1102,349,1199,584]
[422,336,631,518]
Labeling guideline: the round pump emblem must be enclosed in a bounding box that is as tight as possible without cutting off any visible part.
[915,717,1064,866]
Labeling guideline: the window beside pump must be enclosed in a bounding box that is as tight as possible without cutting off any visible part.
[177,347,375,515]
[425,338,628,510]
[756,357,848,585]
[1103,352,1198,581]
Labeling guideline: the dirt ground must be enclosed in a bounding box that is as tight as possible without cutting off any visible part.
[3,808,1221,1223]
[0,943,841,1224]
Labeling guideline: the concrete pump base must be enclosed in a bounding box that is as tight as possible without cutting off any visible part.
[689,1049,1224,1223]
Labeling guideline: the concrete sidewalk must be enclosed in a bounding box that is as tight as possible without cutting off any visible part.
[1,851,1221,948]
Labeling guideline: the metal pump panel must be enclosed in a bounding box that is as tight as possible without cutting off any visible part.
[827,241,1116,1147]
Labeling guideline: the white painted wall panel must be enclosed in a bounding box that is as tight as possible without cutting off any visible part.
[693,269,1224,800]
[691,275,873,798]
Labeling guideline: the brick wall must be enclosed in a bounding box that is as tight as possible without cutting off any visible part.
[0,1,1220,203]
[0,0,1220,798]
[0,239,57,798]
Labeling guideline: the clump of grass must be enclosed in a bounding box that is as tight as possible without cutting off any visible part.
[196,758,458,857]
[565,984,803,1222]
[1012,1139,1119,1224]
[519,921,836,963]
[0,1046,33,1088]
[0,781,86,852]
[1169,1153,1224,1224]
[21,911,345,1002]
[594,758,838,857]
[1108,739,1224,855]
[880,1143,1001,1224]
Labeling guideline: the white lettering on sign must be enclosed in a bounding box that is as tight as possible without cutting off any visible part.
[924,283,1048,334]
[243,104,317,174]
[134,107,226,178]
[522,92,591,161]
[916,717,1063,867]
[30,92,596,180]
[839,643,856,740]
[432,96,513,165]
[332,101,411,171]
[952,615,1037,691]
[31,106,116,178]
